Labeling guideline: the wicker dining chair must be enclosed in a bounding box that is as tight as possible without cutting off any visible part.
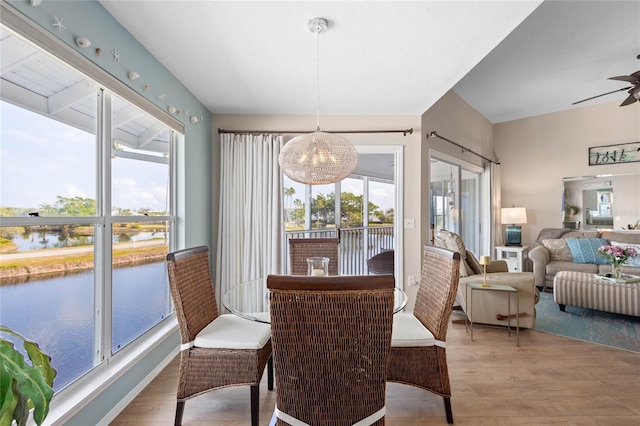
[267,274,395,426]
[166,246,273,426]
[387,245,460,424]
[288,237,340,275]
[367,250,395,275]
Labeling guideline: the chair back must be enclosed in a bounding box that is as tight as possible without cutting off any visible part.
[267,274,394,426]
[288,238,339,275]
[414,245,460,341]
[367,250,395,275]
[166,246,218,345]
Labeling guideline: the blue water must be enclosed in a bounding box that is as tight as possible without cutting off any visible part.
[0,262,171,390]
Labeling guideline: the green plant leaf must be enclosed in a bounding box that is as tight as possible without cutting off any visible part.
[0,327,56,426]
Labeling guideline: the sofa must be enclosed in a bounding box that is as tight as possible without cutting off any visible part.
[435,230,539,329]
[529,229,640,291]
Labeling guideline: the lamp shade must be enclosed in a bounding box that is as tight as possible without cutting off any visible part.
[479,255,491,266]
[501,207,527,224]
[278,131,358,184]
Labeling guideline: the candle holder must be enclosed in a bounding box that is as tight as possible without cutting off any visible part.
[307,257,329,276]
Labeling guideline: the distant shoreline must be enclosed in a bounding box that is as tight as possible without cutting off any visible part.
[0,243,167,286]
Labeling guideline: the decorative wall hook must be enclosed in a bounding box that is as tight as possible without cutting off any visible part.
[128,71,140,81]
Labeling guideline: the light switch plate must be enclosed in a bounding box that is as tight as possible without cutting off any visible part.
[404,218,415,229]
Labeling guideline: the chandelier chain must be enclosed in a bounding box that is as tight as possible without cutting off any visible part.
[316,22,321,131]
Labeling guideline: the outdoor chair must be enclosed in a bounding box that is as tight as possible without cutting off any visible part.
[367,250,395,275]
[387,245,460,424]
[166,246,273,426]
[267,274,395,426]
[288,237,340,275]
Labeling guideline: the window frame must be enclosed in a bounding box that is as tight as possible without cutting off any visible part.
[0,5,180,407]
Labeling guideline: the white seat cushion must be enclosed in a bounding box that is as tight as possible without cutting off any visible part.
[391,313,435,347]
[194,314,271,350]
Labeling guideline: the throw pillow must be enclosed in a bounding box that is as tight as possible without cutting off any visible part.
[610,241,640,268]
[465,250,484,275]
[541,239,573,261]
[436,230,469,277]
[566,238,609,265]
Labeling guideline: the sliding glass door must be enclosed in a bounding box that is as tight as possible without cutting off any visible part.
[430,157,482,256]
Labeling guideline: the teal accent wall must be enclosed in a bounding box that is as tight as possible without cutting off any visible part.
[6,0,212,251]
[4,0,213,423]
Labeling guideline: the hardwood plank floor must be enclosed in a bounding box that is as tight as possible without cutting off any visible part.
[111,316,640,425]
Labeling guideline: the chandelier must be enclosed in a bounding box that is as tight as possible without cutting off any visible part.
[278,18,358,185]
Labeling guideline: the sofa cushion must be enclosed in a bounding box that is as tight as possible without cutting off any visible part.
[436,230,470,277]
[542,239,573,261]
[563,231,601,239]
[566,238,609,265]
[465,250,484,275]
[546,260,599,276]
[610,241,640,268]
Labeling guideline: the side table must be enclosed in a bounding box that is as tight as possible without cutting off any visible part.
[466,283,519,346]
[495,245,530,272]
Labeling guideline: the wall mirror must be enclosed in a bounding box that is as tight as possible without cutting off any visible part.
[562,173,640,230]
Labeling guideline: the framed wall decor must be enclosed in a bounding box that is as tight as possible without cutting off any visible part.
[588,141,640,166]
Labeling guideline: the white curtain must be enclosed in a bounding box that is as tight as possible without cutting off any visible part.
[216,133,284,310]
[487,162,502,256]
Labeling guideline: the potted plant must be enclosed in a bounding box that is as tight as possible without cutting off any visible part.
[0,325,56,426]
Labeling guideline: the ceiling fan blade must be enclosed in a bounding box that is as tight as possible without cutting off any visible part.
[608,75,638,83]
[572,86,632,105]
[619,93,637,107]
[630,70,640,79]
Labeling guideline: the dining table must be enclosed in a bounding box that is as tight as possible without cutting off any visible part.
[222,277,408,323]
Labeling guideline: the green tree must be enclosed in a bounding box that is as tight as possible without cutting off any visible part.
[311,193,335,226]
[340,192,364,227]
[39,196,95,216]
[283,187,296,223]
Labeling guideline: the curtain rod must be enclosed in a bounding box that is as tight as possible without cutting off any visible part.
[218,128,414,136]
[426,131,499,164]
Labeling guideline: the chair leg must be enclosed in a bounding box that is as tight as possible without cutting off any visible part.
[251,385,259,426]
[444,397,454,424]
[267,355,274,391]
[174,400,185,426]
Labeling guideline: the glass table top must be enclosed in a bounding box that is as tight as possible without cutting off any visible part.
[222,277,408,323]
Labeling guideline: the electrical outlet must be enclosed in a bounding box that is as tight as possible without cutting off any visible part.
[408,275,416,286]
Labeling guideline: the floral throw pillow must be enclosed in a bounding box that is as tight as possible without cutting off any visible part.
[542,239,573,261]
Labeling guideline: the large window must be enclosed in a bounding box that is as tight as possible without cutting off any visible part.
[0,26,176,390]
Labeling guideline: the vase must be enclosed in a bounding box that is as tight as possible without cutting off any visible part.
[612,263,622,280]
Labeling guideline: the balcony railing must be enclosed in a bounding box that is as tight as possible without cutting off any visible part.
[284,225,394,275]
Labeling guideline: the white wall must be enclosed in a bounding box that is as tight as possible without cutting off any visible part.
[495,100,640,246]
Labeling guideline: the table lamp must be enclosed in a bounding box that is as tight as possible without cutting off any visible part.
[501,207,527,246]
[479,256,491,287]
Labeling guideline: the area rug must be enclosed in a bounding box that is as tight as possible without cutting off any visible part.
[535,291,640,352]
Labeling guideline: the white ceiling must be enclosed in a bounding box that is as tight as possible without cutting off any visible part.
[99,0,541,117]
[98,1,639,123]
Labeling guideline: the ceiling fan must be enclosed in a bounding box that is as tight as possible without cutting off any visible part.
[572,55,640,107]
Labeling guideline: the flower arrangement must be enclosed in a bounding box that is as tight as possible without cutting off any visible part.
[597,244,638,278]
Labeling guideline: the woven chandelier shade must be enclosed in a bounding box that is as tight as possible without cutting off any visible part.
[278,17,358,185]
[279,130,358,184]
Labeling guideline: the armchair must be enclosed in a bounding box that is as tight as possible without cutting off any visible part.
[435,230,539,329]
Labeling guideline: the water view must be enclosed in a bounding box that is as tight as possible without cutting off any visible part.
[0,262,171,390]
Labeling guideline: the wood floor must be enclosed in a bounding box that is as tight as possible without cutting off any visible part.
[111,315,640,425]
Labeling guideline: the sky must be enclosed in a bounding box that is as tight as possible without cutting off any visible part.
[0,101,169,213]
[1,99,393,215]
